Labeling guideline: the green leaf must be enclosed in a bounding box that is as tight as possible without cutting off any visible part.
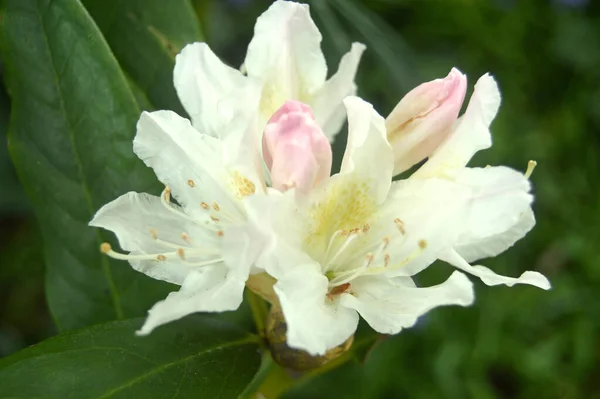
[0,78,28,214]
[81,0,202,113]
[327,0,419,96]
[0,316,262,398]
[0,0,173,331]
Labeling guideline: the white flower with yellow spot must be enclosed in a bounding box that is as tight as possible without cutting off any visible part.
[241,73,550,356]
[174,0,365,142]
[242,96,477,356]
[90,82,268,335]
[89,0,364,335]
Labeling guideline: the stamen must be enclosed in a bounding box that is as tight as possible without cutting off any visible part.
[100,243,112,254]
[524,160,537,179]
[212,202,220,212]
[384,253,390,267]
[160,187,192,221]
[326,283,351,300]
[187,179,196,188]
[101,243,180,261]
[328,253,372,287]
[149,228,158,240]
[216,230,224,237]
[394,218,406,235]
[362,223,371,233]
[100,242,220,266]
[200,202,210,210]
[326,232,360,269]
[383,236,390,249]
[365,243,426,275]
[210,215,220,223]
[181,232,191,243]
[322,229,346,264]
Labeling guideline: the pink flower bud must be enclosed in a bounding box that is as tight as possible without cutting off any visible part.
[263,101,332,193]
[386,68,467,175]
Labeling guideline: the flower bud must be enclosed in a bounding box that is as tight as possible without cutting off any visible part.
[266,306,354,371]
[386,68,467,175]
[263,101,332,194]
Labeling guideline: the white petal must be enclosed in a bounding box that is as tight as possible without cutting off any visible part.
[340,271,474,334]
[274,263,359,356]
[311,43,366,141]
[452,166,534,262]
[245,0,327,118]
[218,83,266,189]
[137,266,245,335]
[456,208,535,263]
[133,110,247,219]
[376,177,471,278]
[89,192,215,285]
[415,74,501,178]
[340,96,394,203]
[221,222,270,277]
[440,248,551,290]
[174,43,249,137]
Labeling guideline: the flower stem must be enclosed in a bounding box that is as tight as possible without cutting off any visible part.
[246,289,269,336]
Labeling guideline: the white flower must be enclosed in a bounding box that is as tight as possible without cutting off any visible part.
[88,0,364,335]
[240,74,550,356]
[408,73,551,290]
[90,83,268,335]
[242,96,477,355]
[174,0,365,142]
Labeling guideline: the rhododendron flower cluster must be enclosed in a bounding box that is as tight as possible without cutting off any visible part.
[91,0,549,357]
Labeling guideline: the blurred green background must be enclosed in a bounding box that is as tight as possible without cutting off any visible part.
[1,0,599,397]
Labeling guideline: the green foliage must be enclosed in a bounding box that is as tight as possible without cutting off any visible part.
[0,0,173,331]
[1,0,599,397]
[0,315,261,398]
[81,0,202,113]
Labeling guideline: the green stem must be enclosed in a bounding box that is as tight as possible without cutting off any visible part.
[246,289,269,336]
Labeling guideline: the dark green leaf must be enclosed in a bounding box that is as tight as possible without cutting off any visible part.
[0,316,262,398]
[81,0,202,113]
[327,0,419,96]
[0,0,173,331]
[0,79,28,214]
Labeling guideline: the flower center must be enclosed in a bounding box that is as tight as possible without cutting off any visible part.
[320,217,428,289]
[99,186,229,268]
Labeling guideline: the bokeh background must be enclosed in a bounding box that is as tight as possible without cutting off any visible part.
[1,0,599,397]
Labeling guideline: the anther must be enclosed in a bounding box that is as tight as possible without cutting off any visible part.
[181,232,191,243]
[149,228,158,240]
[187,179,196,188]
[365,252,375,266]
[327,283,351,300]
[216,231,224,237]
[394,218,406,235]
[384,253,390,267]
[176,248,185,260]
[164,187,171,201]
[200,202,210,210]
[349,227,360,235]
[212,202,220,212]
[525,160,537,179]
[210,215,220,222]
[418,239,427,249]
[100,243,112,254]
[383,236,390,249]
[362,224,371,233]
[157,255,167,261]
